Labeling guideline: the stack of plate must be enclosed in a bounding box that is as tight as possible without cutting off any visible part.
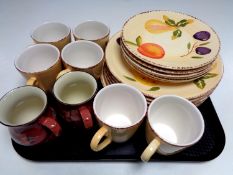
[120,11,220,83]
[101,32,223,106]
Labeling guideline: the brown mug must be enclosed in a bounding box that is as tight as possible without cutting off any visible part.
[53,71,97,129]
[0,86,62,146]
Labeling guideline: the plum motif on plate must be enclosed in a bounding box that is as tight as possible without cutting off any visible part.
[181,31,212,58]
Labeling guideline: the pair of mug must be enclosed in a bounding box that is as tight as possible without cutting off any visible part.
[31,21,110,50]
[0,71,98,146]
[90,84,205,162]
[15,41,104,92]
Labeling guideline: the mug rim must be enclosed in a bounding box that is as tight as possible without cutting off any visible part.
[147,95,205,147]
[73,20,110,41]
[14,43,60,74]
[61,40,104,69]
[52,71,98,106]
[0,85,48,127]
[31,21,71,43]
[93,83,147,129]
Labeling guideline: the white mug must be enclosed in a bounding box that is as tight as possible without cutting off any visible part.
[141,95,205,162]
[90,83,147,152]
[59,40,104,79]
[73,21,110,49]
[31,22,71,50]
[14,44,62,92]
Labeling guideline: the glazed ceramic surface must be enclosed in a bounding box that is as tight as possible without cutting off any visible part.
[90,84,147,151]
[73,21,110,49]
[120,39,213,75]
[14,44,62,92]
[141,95,204,161]
[31,22,71,50]
[122,10,220,70]
[53,71,97,129]
[105,32,223,100]
[121,47,212,83]
[0,86,61,146]
[101,64,213,106]
[61,40,104,79]
[121,42,212,79]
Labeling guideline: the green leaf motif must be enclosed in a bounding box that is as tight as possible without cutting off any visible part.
[193,79,206,89]
[202,73,218,79]
[191,56,203,59]
[125,40,138,46]
[172,29,182,40]
[136,36,142,46]
[187,42,191,50]
[124,75,136,82]
[165,19,176,26]
[199,42,210,46]
[148,87,160,91]
[176,19,188,27]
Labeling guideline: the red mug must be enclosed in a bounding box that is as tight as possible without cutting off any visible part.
[53,71,97,129]
[0,86,62,146]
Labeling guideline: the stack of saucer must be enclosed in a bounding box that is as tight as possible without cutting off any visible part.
[120,10,220,83]
[101,32,223,106]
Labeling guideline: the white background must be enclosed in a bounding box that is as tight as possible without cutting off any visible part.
[0,0,232,174]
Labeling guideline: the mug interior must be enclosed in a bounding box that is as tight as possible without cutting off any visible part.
[54,71,97,105]
[74,21,109,40]
[0,86,47,126]
[61,41,104,68]
[93,84,147,128]
[32,22,70,42]
[148,95,204,146]
[15,44,59,73]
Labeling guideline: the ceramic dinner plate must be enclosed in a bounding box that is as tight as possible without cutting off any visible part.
[120,40,213,76]
[105,32,223,100]
[101,64,214,106]
[121,10,220,70]
[121,46,212,83]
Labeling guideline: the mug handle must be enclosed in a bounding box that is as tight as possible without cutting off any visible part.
[56,68,71,80]
[78,106,93,129]
[39,116,62,137]
[27,77,39,86]
[140,137,161,162]
[90,126,112,152]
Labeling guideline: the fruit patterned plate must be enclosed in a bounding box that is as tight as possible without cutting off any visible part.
[120,40,213,76]
[121,45,212,82]
[106,32,223,100]
[102,64,214,107]
[122,10,220,70]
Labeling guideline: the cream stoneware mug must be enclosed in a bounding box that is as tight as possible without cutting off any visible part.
[53,71,97,129]
[73,21,110,49]
[90,83,147,152]
[141,95,205,162]
[14,44,62,92]
[31,22,71,50]
[59,40,104,79]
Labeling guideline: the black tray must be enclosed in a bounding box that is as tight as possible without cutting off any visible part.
[12,97,225,162]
